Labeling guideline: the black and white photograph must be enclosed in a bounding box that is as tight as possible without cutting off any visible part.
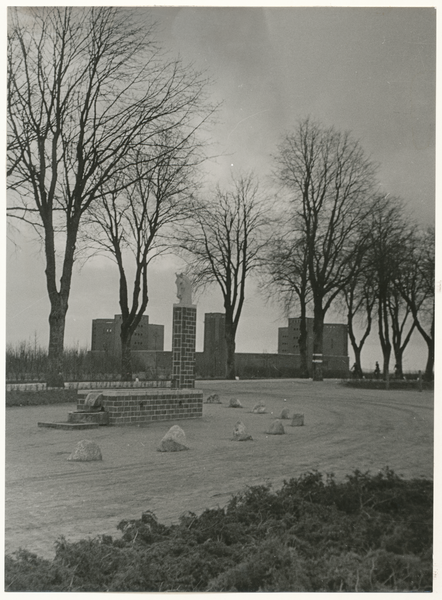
[5,4,436,594]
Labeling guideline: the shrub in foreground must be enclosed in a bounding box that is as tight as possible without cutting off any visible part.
[5,468,432,592]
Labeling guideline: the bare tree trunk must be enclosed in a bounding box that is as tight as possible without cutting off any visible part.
[393,354,403,379]
[378,298,391,380]
[417,309,434,381]
[312,301,324,381]
[114,254,148,382]
[298,306,309,378]
[44,220,78,387]
[47,297,68,387]
[380,341,391,380]
[347,309,369,377]
[352,346,363,378]
[424,340,434,381]
[413,308,434,381]
[120,328,133,382]
[225,321,236,380]
[390,304,415,380]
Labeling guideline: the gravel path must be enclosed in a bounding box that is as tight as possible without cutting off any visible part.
[5,379,433,560]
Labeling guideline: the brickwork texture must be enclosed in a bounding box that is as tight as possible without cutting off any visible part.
[172,305,197,389]
[77,389,203,426]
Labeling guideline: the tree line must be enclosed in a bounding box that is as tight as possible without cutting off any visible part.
[7,7,434,384]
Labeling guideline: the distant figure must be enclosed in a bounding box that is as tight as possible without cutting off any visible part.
[374,361,380,379]
[175,273,192,305]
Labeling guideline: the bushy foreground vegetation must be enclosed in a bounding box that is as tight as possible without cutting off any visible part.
[5,468,432,592]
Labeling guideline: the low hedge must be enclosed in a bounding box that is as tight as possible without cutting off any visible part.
[5,468,433,592]
[341,379,433,391]
[6,389,78,407]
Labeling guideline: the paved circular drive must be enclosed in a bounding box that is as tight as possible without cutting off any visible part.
[5,379,433,559]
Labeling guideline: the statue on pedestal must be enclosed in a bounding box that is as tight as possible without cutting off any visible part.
[175,273,193,305]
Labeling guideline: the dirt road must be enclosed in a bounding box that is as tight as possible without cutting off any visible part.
[5,379,433,559]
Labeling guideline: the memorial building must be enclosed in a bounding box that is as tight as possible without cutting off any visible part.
[91,315,164,353]
[278,317,348,357]
[199,314,349,378]
[89,312,349,379]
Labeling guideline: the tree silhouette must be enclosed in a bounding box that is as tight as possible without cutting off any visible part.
[181,173,268,379]
[273,118,376,380]
[261,233,311,378]
[8,7,212,384]
[87,132,206,380]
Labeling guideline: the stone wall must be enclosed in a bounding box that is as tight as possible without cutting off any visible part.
[100,351,349,379]
[77,388,203,426]
[66,380,171,390]
[195,352,349,379]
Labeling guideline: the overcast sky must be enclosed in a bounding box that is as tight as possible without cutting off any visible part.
[6,6,436,371]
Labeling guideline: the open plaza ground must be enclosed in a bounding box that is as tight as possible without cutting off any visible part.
[5,379,433,560]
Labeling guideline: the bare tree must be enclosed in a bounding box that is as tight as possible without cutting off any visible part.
[273,118,377,380]
[341,260,377,378]
[388,288,416,379]
[366,195,415,380]
[395,227,435,380]
[180,173,268,379]
[86,131,206,381]
[261,232,311,377]
[7,7,211,385]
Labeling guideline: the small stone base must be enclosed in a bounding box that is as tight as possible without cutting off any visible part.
[38,422,100,430]
[68,411,109,425]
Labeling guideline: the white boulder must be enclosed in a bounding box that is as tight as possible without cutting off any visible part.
[291,414,305,427]
[232,421,253,441]
[267,419,285,435]
[279,408,291,419]
[157,425,189,452]
[68,439,102,461]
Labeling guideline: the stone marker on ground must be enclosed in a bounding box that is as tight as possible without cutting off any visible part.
[68,439,103,461]
[267,419,285,435]
[157,425,189,452]
[232,420,253,441]
[291,414,305,426]
[279,408,291,420]
[252,402,267,414]
[229,398,243,408]
[205,393,221,404]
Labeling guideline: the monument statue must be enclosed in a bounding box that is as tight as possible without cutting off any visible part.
[175,273,193,305]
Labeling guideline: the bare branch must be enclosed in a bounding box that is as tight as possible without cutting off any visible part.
[179,172,270,378]
[7,6,215,380]
[272,118,378,380]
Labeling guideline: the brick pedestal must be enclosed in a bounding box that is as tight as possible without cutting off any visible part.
[76,389,203,425]
[172,304,197,389]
